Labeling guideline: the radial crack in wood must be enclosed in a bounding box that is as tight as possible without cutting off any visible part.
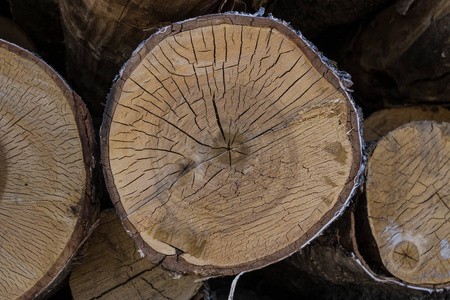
[367,121,450,286]
[70,209,202,300]
[101,14,362,276]
[0,40,95,299]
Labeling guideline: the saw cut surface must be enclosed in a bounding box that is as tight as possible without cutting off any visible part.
[0,41,89,298]
[102,14,362,275]
[70,210,201,300]
[367,121,450,286]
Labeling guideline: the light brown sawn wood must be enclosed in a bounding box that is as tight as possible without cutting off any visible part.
[364,106,450,141]
[101,14,362,276]
[367,121,450,286]
[0,40,95,299]
[70,209,202,300]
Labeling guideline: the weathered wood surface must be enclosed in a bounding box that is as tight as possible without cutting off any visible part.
[366,121,450,288]
[101,13,363,276]
[252,203,449,299]
[363,106,450,141]
[0,40,95,299]
[59,0,228,122]
[70,209,202,300]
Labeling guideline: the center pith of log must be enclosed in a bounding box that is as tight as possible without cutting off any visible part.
[101,14,362,276]
[367,121,450,286]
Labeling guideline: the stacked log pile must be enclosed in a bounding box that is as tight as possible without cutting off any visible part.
[0,0,448,298]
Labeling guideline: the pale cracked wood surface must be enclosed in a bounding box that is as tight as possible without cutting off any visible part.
[70,209,202,300]
[367,121,450,286]
[102,14,362,275]
[0,40,93,299]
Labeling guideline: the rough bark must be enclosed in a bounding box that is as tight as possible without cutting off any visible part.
[342,0,450,109]
[363,106,450,141]
[0,40,96,299]
[251,120,450,298]
[70,209,202,300]
[257,215,449,299]
[101,13,363,276]
[58,0,233,124]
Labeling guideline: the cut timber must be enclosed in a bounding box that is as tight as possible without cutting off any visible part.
[343,0,450,107]
[0,40,95,299]
[366,121,450,288]
[101,13,363,276]
[70,209,202,300]
[255,220,439,299]
[364,106,450,141]
[59,0,226,121]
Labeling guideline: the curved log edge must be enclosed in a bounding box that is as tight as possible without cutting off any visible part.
[101,13,363,277]
[70,209,202,300]
[0,39,96,299]
[366,121,450,288]
[352,179,449,290]
[351,203,450,292]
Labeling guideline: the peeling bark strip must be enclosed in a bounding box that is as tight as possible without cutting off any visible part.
[0,40,95,299]
[101,14,363,276]
[366,121,450,288]
[70,210,202,300]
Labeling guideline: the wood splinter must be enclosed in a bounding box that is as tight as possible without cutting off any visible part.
[101,13,363,276]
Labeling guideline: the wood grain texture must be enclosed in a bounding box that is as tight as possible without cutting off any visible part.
[59,0,225,120]
[367,121,450,286]
[364,106,450,141]
[70,209,201,300]
[0,40,95,299]
[101,14,362,276]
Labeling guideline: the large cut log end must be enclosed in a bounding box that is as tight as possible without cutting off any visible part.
[367,121,450,288]
[0,39,95,299]
[101,14,363,276]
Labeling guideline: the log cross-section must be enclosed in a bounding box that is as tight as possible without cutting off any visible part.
[101,14,363,276]
[0,40,95,299]
[367,121,450,287]
[70,210,202,300]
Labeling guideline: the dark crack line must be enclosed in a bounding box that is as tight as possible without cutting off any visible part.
[212,93,226,143]
[140,278,172,300]
[89,265,159,300]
